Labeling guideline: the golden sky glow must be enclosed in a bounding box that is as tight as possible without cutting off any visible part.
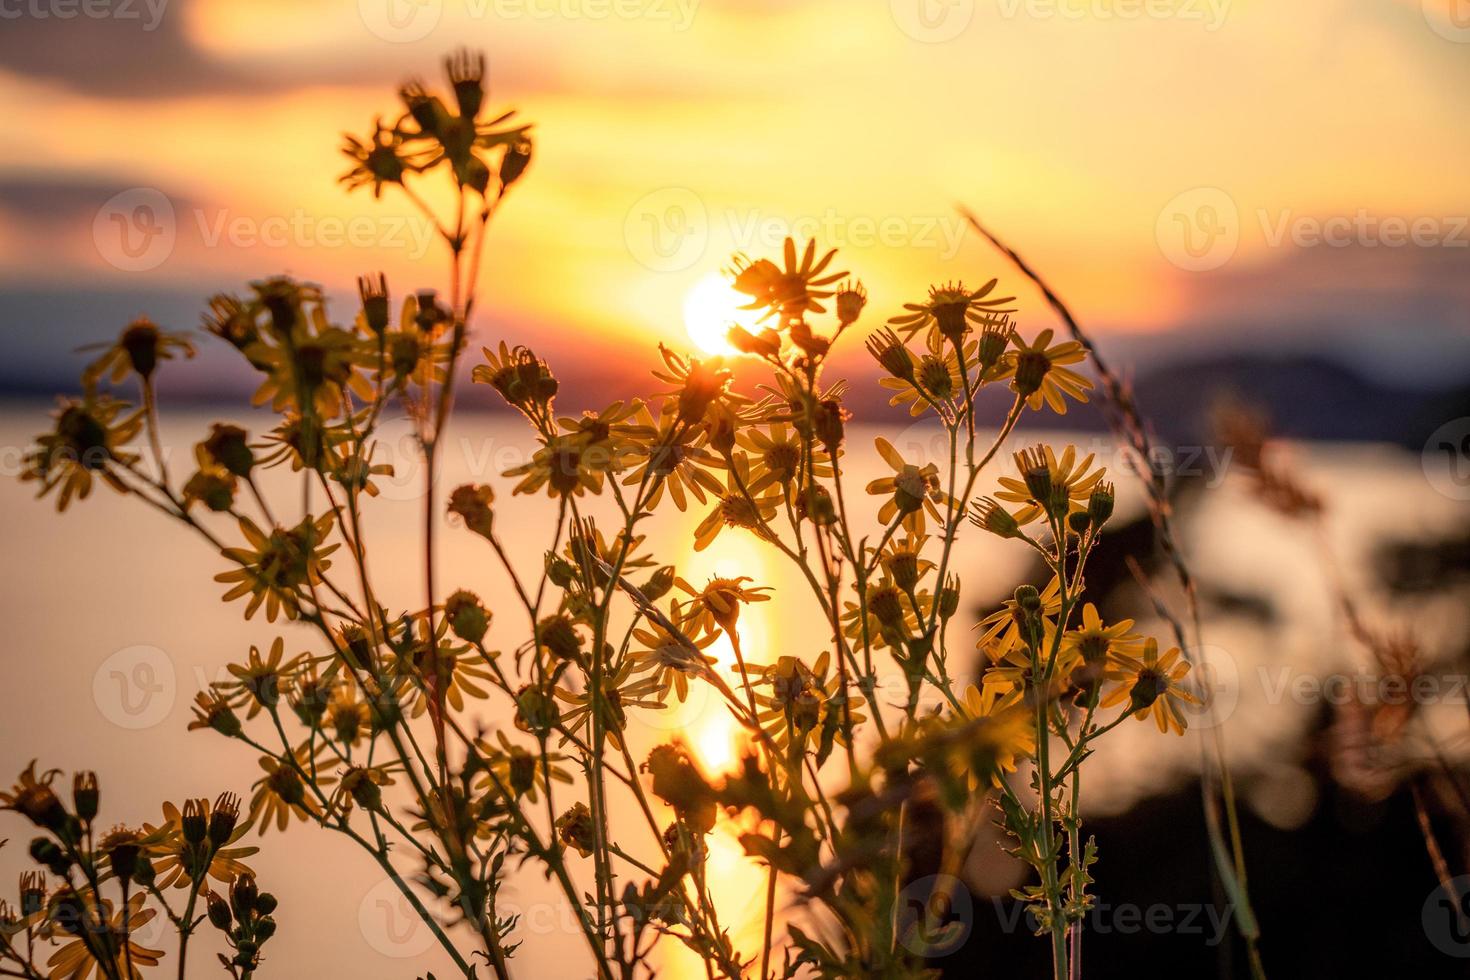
[2,0,1467,371]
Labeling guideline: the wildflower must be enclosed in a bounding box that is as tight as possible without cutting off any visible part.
[46,891,163,980]
[642,743,717,834]
[340,119,408,198]
[477,731,571,805]
[996,445,1106,526]
[621,404,726,512]
[628,606,719,702]
[325,682,373,747]
[145,797,258,887]
[1061,603,1144,702]
[71,772,98,823]
[392,614,493,716]
[214,514,339,622]
[333,764,397,815]
[215,638,305,719]
[866,327,916,382]
[979,639,1078,710]
[1001,329,1093,414]
[1101,639,1199,735]
[248,751,330,834]
[888,279,1015,344]
[556,662,664,749]
[729,238,846,323]
[969,496,1021,538]
[834,279,867,326]
[0,761,67,831]
[738,422,832,494]
[879,533,934,593]
[504,432,620,498]
[530,617,582,670]
[958,683,1036,786]
[692,454,780,551]
[652,345,734,425]
[252,413,354,474]
[555,802,596,858]
[79,316,194,388]
[976,576,1062,656]
[21,396,142,511]
[448,483,495,538]
[752,652,865,758]
[1088,480,1115,527]
[187,690,242,738]
[676,576,772,634]
[866,437,949,528]
[473,341,558,418]
[445,589,491,644]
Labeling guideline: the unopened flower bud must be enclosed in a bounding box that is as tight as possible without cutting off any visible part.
[445,590,490,644]
[207,890,233,931]
[1088,481,1115,527]
[72,772,98,823]
[208,792,240,848]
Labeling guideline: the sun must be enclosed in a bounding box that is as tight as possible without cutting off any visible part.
[682,272,749,355]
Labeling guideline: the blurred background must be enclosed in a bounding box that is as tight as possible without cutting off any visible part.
[1,0,1469,976]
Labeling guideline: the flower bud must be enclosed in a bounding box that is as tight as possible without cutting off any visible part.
[555,802,595,858]
[448,484,495,539]
[813,399,846,454]
[514,684,560,736]
[970,497,1020,538]
[208,793,240,848]
[72,772,98,823]
[536,615,583,662]
[231,874,259,919]
[865,328,914,382]
[1015,447,1052,505]
[917,356,954,400]
[204,424,254,477]
[445,590,490,644]
[977,320,1010,372]
[29,838,67,875]
[835,280,867,327]
[181,799,207,845]
[501,139,533,188]
[132,855,156,887]
[641,566,675,602]
[207,890,233,931]
[938,575,960,620]
[108,839,141,881]
[358,274,390,336]
[1088,481,1115,527]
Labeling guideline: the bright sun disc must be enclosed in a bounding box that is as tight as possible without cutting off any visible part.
[682,273,749,355]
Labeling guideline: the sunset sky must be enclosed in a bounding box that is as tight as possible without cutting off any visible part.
[2,0,1468,398]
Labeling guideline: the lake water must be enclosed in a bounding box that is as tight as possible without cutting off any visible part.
[0,403,1463,977]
